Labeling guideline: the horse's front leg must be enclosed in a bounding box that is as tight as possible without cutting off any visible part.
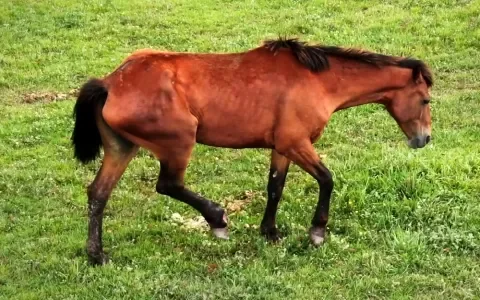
[260,150,291,241]
[283,141,333,246]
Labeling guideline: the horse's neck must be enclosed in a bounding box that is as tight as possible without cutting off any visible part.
[333,65,412,111]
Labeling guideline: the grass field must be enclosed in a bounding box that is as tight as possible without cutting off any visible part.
[1,0,480,299]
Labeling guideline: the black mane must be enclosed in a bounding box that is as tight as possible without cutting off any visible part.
[263,37,433,86]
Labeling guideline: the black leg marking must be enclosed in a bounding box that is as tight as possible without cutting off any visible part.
[309,162,333,246]
[260,150,290,242]
[261,167,289,241]
[86,184,110,265]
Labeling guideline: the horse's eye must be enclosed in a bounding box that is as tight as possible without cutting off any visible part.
[422,99,430,105]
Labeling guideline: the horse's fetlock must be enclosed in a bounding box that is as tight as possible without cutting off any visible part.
[204,205,227,228]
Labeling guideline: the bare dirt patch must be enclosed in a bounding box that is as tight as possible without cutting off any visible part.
[224,190,257,214]
[21,88,79,104]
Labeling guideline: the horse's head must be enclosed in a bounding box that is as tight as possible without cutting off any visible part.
[385,62,433,149]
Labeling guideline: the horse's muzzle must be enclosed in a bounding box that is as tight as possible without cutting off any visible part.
[408,134,431,149]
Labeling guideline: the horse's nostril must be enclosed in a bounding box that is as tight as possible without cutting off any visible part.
[426,135,431,143]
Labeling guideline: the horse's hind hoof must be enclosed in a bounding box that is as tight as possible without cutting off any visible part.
[87,252,109,266]
[309,227,326,247]
[211,227,229,240]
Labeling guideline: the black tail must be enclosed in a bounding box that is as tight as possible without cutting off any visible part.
[71,78,108,164]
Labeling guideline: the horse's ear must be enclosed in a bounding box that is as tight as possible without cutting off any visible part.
[399,59,429,85]
[412,65,423,84]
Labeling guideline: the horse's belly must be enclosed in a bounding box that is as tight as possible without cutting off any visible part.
[195,123,273,149]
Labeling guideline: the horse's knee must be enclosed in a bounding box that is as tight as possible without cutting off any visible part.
[314,164,333,190]
[318,173,333,191]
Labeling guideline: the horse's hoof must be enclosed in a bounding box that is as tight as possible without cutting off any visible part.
[87,252,109,266]
[261,226,282,242]
[211,227,229,239]
[209,211,229,239]
[309,227,326,247]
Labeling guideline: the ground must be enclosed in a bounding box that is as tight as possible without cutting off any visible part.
[1,0,479,299]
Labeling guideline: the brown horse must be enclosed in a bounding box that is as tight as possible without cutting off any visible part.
[71,37,433,265]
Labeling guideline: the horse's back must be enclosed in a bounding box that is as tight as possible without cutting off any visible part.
[100,47,316,149]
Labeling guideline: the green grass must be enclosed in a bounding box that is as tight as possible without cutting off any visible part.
[1,0,480,299]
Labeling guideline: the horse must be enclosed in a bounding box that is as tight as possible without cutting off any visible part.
[71,37,433,265]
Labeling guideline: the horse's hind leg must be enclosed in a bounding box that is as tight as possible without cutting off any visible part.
[86,120,138,265]
[155,145,228,239]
